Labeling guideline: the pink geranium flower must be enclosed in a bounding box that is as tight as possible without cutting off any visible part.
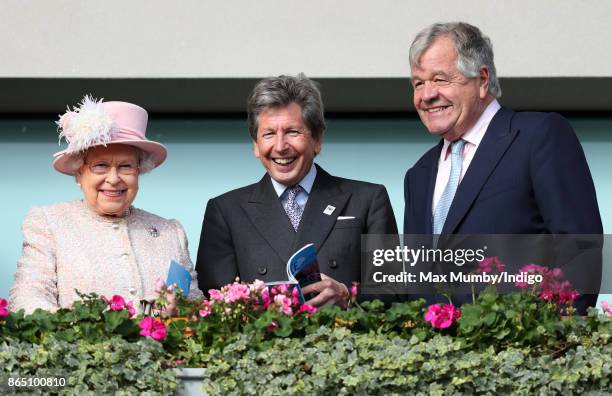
[138,317,167,341]
[520,264,549,274]
[537,290,555,302]
[515,264,580,308]
[291,287,300,306]
[125,301,136,318]
[273,294,293,315]
[109,295,127,311]
[478,256,506,274]
[208,289,224,302]
[424,304,461,329]
[601,301,612,317]
[0,298,9,318]
[225,283,250,303]
[556,281,580,305]
[107,295,135,318]
[249,280,266,295]
[199,300,213,317]
[261,289,272,309]
[276,284,289,295]
[297,304,317,316]
[514,264,549,288]
[266,321,279,333]
[350,281,359,298]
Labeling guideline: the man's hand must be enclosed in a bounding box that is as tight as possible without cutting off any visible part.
[301,273,350,308]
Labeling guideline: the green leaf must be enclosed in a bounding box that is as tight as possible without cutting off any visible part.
[103,310,129,332]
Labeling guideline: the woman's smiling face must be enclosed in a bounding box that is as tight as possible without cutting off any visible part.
[77,144,140,217]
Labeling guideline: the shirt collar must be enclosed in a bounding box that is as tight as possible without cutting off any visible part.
[270,162,317,198]
[441,99,501,157]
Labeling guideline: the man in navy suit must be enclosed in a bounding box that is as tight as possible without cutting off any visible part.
[197,74,398,308]
[403,22,602,311]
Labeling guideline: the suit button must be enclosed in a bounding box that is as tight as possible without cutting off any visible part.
[328,259,338,269]
[257,266,267,275]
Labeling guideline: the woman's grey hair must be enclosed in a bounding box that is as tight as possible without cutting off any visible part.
[138,150,156,174]
[247,73,326,140]
[69,146,156,176]
[409,22,502,98]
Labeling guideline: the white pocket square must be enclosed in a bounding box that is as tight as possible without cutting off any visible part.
[337,216,356,220]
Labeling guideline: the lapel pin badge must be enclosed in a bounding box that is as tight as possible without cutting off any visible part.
[323,205,336,215]
[147,226,159,237]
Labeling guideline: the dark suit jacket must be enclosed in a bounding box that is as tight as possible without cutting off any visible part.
[196,164,398,296]
[403,108,603,310]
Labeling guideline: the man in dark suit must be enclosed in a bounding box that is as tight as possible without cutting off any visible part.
[403,22,602,311]
[196,74,398,307]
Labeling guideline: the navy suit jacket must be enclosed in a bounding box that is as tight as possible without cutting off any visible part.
[196,164,398,298]
[403,108,603,310]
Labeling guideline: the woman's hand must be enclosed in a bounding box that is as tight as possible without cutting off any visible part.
[154,278,178,317]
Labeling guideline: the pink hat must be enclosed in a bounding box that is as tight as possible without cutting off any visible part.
[52,95,167,175]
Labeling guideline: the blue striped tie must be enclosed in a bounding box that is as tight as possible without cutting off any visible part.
[433,139,465,234]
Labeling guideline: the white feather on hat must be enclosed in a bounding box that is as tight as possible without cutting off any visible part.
[56,95,114,154]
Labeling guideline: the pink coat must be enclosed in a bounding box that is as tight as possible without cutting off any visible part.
[10,200,203,313]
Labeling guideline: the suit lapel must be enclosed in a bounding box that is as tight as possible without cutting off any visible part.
[294,165,351,253]
[443,107,518,234]
[408,142,442,234]
[242,174,296,263]
[422,142,443,234]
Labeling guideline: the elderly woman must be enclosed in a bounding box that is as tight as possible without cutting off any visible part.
[10,96,203,313]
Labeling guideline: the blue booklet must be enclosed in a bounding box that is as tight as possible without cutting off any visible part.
[166,260,192,297]
[287,243,321,292]
[264,243,322,303]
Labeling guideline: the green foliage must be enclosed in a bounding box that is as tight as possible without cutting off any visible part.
[458,290,568,350]
[1,289,612,394]
[0,336,178,395]
[163,296,431,362]
[196,327,612,395]
[305,298,435,341]
[1,292,140,345]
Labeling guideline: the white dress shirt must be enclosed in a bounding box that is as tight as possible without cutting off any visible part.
[270,163,317,211]
[432,100,501,215]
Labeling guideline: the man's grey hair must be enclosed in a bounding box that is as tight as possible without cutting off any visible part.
[409,22,502,98]
[247,73,326,140]
[68,146,156,175]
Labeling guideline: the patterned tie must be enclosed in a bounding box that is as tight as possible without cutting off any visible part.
[284,185,303,231]
[433,139,465,234]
